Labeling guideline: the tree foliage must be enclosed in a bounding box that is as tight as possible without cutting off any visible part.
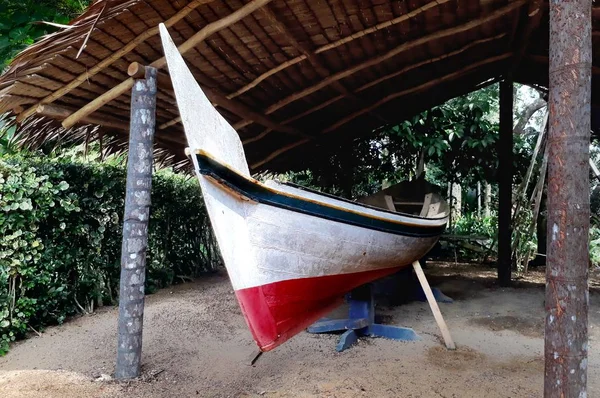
[0,154,220,355]
[282,84,529,197]
[0,0,90,69]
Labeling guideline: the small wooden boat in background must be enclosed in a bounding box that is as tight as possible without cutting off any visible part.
[159,25,449,351]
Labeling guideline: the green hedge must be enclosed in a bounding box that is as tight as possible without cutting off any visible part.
[0,155,221,354]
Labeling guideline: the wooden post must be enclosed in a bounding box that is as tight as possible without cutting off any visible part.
[497,79,513,287]
[545,0,591,395]
[115,66,157,380]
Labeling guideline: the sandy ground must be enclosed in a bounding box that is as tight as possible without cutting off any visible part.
[1,262,600,397]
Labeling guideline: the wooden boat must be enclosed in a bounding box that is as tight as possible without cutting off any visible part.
[159,25,449,352]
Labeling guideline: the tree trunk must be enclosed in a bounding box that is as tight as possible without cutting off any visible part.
[450,183,462,221]
[513,98,546,135]
[115,67,157,380]
[484,183,491,217]
[545,0,591,395]
[477,182,482,218]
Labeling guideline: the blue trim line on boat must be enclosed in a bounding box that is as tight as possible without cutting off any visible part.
[194,154,446,238]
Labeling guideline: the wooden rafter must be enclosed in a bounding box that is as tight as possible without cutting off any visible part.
[37,103,127,131]
[17,0,217,122]
[259,6,389,124]
[244,33,507,145]
[60,0,275,130]
[36,103,186,146]
[321,53,512,134]
[258,1,523,117]
[159,116,181,130]
[250,52,512,169]
[510,0,543,74]
[234,1,524,131]
[227,0,452,100]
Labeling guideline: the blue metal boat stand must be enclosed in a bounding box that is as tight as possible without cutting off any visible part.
[307,264,454,352]
[307,283,421,352]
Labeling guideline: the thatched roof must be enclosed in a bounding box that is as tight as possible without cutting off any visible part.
[0,0,598,171]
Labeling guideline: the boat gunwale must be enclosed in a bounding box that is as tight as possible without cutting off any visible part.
[192,150,448,237]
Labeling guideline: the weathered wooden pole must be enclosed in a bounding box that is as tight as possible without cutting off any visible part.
[498,79,513,287]
[115,65,157,379]
[545,0,591,395]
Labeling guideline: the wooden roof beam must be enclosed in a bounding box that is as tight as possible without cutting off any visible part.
[510,0,543,74]
[259,6,390,125]
[237,1,525,131]
[17,0,217,122]
[36,103,186,146]
[250,53,513,170]
[59,0,275,130]
[243,33,507,145]
[227,0,452,100]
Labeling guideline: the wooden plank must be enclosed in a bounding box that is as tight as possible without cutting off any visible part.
[412,261,456,350]
[420,194,433,217]
[384,195,396,211]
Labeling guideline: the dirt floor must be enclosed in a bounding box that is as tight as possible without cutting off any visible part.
[1,262,600,397]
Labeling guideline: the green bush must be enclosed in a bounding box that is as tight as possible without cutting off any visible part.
[0,155,220,355]
[453,212,498,239]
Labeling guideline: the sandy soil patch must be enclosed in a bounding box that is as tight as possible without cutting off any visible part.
[1,262,598,397]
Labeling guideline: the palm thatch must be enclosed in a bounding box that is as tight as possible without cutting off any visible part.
[0,0,598,171]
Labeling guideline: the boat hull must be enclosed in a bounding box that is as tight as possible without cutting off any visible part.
[158,26,447,351]
[198,172,440,351]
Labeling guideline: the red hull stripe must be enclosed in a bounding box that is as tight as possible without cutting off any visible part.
[235,266,404,351]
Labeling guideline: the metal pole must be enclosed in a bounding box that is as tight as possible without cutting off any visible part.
[498,79,513,287]
[115,66,157,379]
[545,0,591,395]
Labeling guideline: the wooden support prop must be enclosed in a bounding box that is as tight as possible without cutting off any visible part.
[412,261,455,350]
[115,66,157,380]
[17,0,216,122]
[61,0,274,130]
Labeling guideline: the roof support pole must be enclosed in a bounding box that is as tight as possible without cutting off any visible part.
[545,0,591,395]
[115,66,157,380]
[497,78,513,287]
